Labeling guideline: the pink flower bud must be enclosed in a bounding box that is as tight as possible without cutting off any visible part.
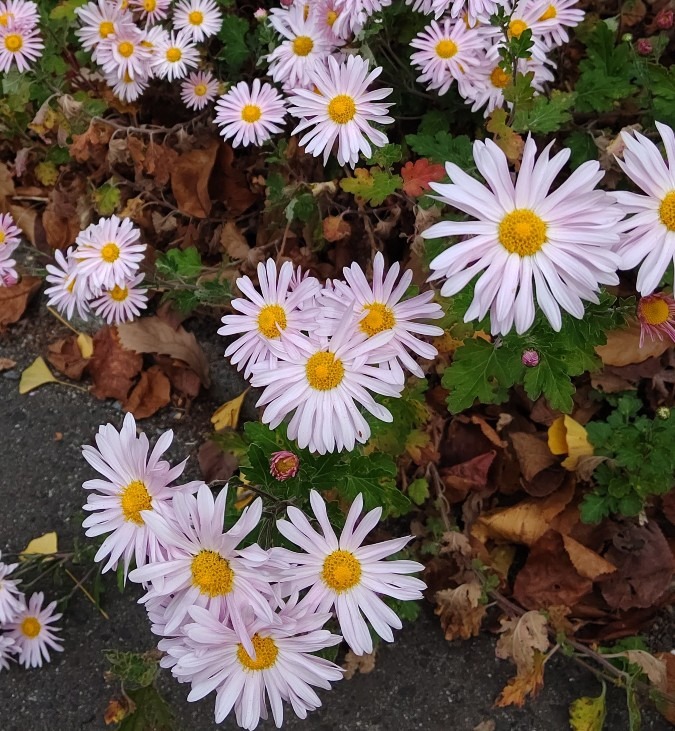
[270,451,299,481]
[521,349,539,367]
[656,8,673,29]
[636,38,653,55]
[254,7,268,20]
[280,0,293,7]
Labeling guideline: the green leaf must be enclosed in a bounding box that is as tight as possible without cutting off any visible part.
[340,453,410,516]
[565,131,598,169]
[155,247,202,279]
[512,91,576,134]
[104,651,159,689]
[217,16,250,74]
[522,351,577,412]
[579,491,610,524]
[285,192,316,223]
[49,0,88,20]
[340,167,402,206]
[120,685,175,731]
[408,477,430,505]
[365,143,403,168]
[2,70,31,112]
[405,130,474,169]
[92,182,121,216]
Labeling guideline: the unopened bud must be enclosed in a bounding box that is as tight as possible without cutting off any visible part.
[253,7,268,20]
[521,349,539,367]
[270,451,299,481]
[280,0,294,7]
[621,32,633,43]
[656,406,671,420]
[636,38,652,55]
[656,8,673,29]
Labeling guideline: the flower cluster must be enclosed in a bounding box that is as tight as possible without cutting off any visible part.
[0,554,63,671]
[0,212,22,287]
[45,215,148,325]
[82,414,425,729]
[423,122,675,339]
[407,0,582,115]
[0,0,43,74]
[218,254,444,454]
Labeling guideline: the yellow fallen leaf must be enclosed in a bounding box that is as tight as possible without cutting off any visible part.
[211,389,249,431]
[569,683,606,731]
[547,416,593,470]
[235,485,254,511]
[21,531,58,560]
[19,357,58,394]
[77,332,94,358]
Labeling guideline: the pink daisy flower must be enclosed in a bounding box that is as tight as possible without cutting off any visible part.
[75,0,136,60]
[106,67,150,102]
[637,293,675,348]
[532,0,585,48]
[0,243,17,287]
[0,553,23,624]
[152,29,199,81]
[0,212,21,255]
[90,272,148,324]
[130,0,171,26]
[97,24,153,81]
[45,247,91,321]
[180,69,219,110]
[0,0,40,30]
[0,636,17,671]
[6,593,63,669]
[172,0,223,42]
[332,0,392,38]
[0,21,43,72]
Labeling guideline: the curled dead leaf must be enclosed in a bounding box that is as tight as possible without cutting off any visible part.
[547,416,593,470]
[342,649,377,680]
[495,650,546,708]
[596,320,671,367]
[434,582,486,641]
[0,276,41,328]
[496,610,550,675]
[123,365,171,419]
[90,326,143,402]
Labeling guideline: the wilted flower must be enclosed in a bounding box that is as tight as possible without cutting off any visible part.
[656,7,673,29]
[270,450,300,480]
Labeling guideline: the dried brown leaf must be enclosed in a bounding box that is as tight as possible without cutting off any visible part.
[89,325,143,402]
[434,582,486,641]
[511,432,558,482]
[0,357,16,371]
[220,220,250,260]
[46,336,89,381]
[171,142,218,218]
[198,439,238,483]
[596,321,671,367]
[322,215,351,242]
[123,365,171,419]
[496,611,550,675]
[495,651,546,708]
[562,535,616,581]
[342,649,377,680]
[0,276,41,328]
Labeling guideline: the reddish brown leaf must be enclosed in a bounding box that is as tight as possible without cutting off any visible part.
[495,651,546,708]
[68,120,112,165]
[441,451,496,502]
[213,143,258,216]
[154,355,201,400]
[0,276,41,328]
[596,320,671,367]
[401,158,446,197]
[322,215,351,242]
[511,432,558,482]
[46,336,89,381]
[170,141,218,218]
[89,326,143,402]
[198,439,238,483]
[123,365,171,419]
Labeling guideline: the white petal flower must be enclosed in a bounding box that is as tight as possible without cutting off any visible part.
[130,0,171,26]
[172,0,223,42]
[180,69,219,110]
[152,29,199,81]
[90,272,148,324]
[332,0,391,37]
[0,211,22,254]
[0,635,17,671]
[96,24,153,80]
[6,593,63,669]
[45,247,91,321]
[0,21,42,72]
[0,0,40,30]
[75,0,135,59]
[0,553,23,624]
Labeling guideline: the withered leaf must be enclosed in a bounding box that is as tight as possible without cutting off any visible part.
[123,365,171,419]
[434,582,486,641]
[495,610,550,675]
[171,141,218,218]
[322,215,351,242]
[213,143,258,216]
[619,650,667,690]
[198,439,238,483]
[47,336,89,381]
[441,451,496,502]
[154,355,201,400]
[495,650,546,708]
[511,432,558,482]
[656,652,675,723]
[68,120,112,165]
[0,357,16,371]
[0,276,41,328]
[90,325,143,402]
[342,649,377,680]
[596,320,671,367]
[220,219,250,260]
[562,535,616,581]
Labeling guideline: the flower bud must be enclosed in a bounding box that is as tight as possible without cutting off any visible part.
[254,7,268,20]
[621,32,633,42]
[656,8,673,29]
[521,349,539,367]
[636,38,653,55]
[270,451,299,481]
[280,0,294,7]
[656,406,671,420]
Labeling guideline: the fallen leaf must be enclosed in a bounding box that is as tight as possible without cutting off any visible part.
[441,451,496,502]
[401,158,446,197]
[487,108,524,165]
[596,320,671,367]
[322,215,351,242]
[77,333,94,359]
[211,389,249,431]
[620,650,667,690]
[496,610,550,675]
[470,415,507,448]
[47,336,89,380]
[154,355,201,400]
[0,276,41,328]
[547,416,593,470]
[20,531,58,558]
[342,649,377,680]
[511,432,558,482]
[434,582,486,641]
[213,143,258,216]
[198,439,239,483]
[170,141,218,218]
[562,535,616,581]
[19,356,59,394]
[0,357,16,371]
[220,220,250,260]
[655,652,675,723]
[123,366,171,419]
[622,0,646,26]
[569,683,606,731]
[104,697,134,725]
[117,317,210,387]
[473,722,496,731]
[89,326,143,402]
[495,650,546,707]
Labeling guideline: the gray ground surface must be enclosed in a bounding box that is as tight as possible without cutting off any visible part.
[0,306,671,731]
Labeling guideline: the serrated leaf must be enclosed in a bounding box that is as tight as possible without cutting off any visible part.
[155,247,202,279]
[408,477,430,505]
[513,91,576,134]
[217,16,250,74]
[93,182,121,216]
[339,167,402,206]
[405,130,474,169]
[49,0,88,21]
[366,143,403,168]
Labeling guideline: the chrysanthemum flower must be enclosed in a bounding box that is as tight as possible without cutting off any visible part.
[0,0,40,29]
[267,4,334,90]
[423,136,624,335]
[172,0,223,42]
[251,311,404,454]
[275,491,425,655]
[0,635,17,671]
[313,0,348,41]
[130,0,170,26]
[288,54,394,168]
[613,122,675,295]
[90,273,148,324]
[75,215,146,291]
[410,18,484,96]
[173,602,343,728]
[531,0,584,47]
[218,259,321,379]
[106,67,151,102]
[129,484,275,650]
[0,21,43,72]
[97,25,153,80]
[637,293,675,348]
[482,0,557,62]
[332,0,391,38]
[319,253,444,378]
[75,0,135,60]
[152,29,199,81]
[6,593,63,669]
[405,0,436,16]
[0,212,21,253]
[0,554,23,624]
[0,261,17,287]
[214,79,286,148]
[434,0,498,22]
[180,69,219,110]
[82,413,201,576]
[45,248,90,323]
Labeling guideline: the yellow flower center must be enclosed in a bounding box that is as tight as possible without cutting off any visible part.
[66,277,77,294]
[99,20,115,37]
[640,297,670,326]
[241,103,262,123]
[123,71,134,83]
[490,66,511,88]
[120,480,152,525]
[4,33,22,52]
[143,0,156,10]
[257,304,287,338]
[660,191,675,231]
[305,351,345,390]
[109,285,129,302]
[21,617,41,639]
[359,302,396,336]
[321,549,362,592]
[275,455,297,474]
[188,9,204,25]
[0,231,5,243]
[0,12,12,26]
[435,39,458,59]
[101,242,120,263]
[498,209,548,256]
[509,19,529,38]
[538,4,557,20]
[292,35,314,56]
[166,47,182,62]
[194,83,208,96]
[327,94,356,124]
[118,41,135,58]
[326,9,338,25]
[191,550,235,597]
[236,634,279,671]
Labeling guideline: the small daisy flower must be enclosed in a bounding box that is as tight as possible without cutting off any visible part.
[288,54,394,168]
[423,136,624,335]
[530,0,584,48]
[130,0,170,26]
[319,253,444,378]
[214,79,287,148]
[276,491,426,655]
[0,0,39,30]
[81,413,202,576]
[97,24,153,80]
[90,273,148,324]
[0,212,21,253]
[180,69,219,110]
[6,593,63,669]
[45,247,91,321]
[0,22,43,72]
[0,554,23,624]
[613,122,675,295]
[75,215,146,291]
[493,0,556,63]
[172,0,223,42]
[332,0,392,38]
[106,67,151,102]
[405,0,437,16]
[75,0,135,60]
[313,0,348,42]
[218,259,321,379]
[410,18,485,96]
[438,0,498,23]
[152,29,199,81]
[0,635,17,671]
[129,484,275,651]
[251,310,404,454]
[267,3,335,90]
[637,293,675,348]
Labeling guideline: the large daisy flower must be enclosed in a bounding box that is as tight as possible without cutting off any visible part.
[0,0,40,29]
[172,602,343,728]
[0,21,42,72]
[531,0,584,48]
[250,311,404,454]
[180,69,219,111]
[152,29,199,81]
[214,79,287,148]
[288,54,394,168]
[613,122,675,295]
[81,413,201,577]
[0,635,17,671]
[90,272,148,324]
[0,247,17,287]
[435,0,498,23]
[97,25,153,81]
[218,259,321,379]
[172,0,223,42]
[275,491,425,655]
[75,0,135,59]
[45,247,91,321]
[319,253,444,378]
[6,593,63,669]
[423,136,624,335]
[0,554,23,624]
